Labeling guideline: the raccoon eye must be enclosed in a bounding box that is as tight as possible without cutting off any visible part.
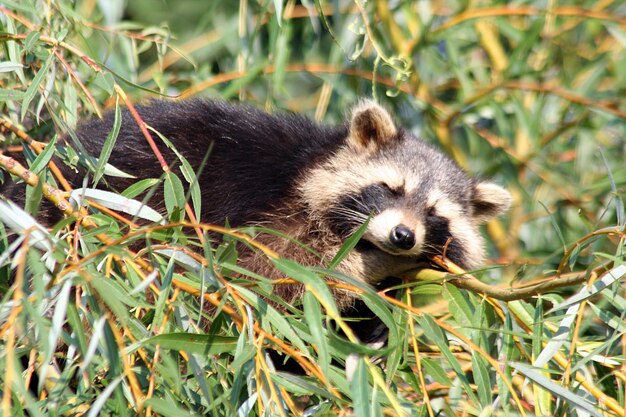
[381,182,403,196]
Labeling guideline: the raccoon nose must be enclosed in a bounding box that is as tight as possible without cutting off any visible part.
[390,225,416,250]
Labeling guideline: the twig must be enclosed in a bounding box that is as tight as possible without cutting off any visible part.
[0,117,72,192]
[178,62,450,115]
[425,255,610,302]
[443,80,626,125]
[0,152,74,214]
[433,5,626,34]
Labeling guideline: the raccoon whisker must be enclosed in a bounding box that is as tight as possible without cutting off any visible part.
[340,204,370,217]
[336,216,369,229]
[339,212,369,223]
[345,195,372,213]
[332,207,369,222]
[422,242,442,250]
[420,243,455,258]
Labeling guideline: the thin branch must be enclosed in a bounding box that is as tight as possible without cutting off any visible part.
[444,80,626,126]
[433,5,626,34]
[178,62,450,114]
[0,117,72,192]
[0,152,74,215]
[421,252,622,302]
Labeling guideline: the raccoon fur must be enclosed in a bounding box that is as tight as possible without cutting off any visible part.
[2,99,511,330]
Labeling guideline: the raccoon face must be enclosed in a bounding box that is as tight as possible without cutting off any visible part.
[300,101,511,281]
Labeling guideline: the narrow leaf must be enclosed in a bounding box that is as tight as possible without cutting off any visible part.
[0,199,55,252]
[350,357,372,417]
[69,188,165,223]
[21,53,53,121]
[0,61,24,73]
[29,135,58,174]
[534,303,579,368]
[93,98,122,186]
[122,178,161,199]
[304,291,330,377]
[328,218,369,269]
[164,171,185,219]
[0,88,24,100]
[511,362,603,417]
[548,265,626,313]
[273,258,339,316]
[144,333,238,355]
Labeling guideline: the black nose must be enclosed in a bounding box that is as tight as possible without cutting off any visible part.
[389,225,415,250]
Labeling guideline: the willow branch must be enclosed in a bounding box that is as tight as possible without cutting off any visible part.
[433,5,626,34]
[0,117,72,191]
[443,80,626,125]
[0,152,74,215]
[417,255,617,302]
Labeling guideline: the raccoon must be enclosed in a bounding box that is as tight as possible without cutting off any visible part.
[2,99,510,331]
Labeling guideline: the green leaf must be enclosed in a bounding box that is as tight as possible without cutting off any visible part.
[417,314,479,405]
[507,300,534,328]
[142,397,198,417]
[272,373,334,397]
[304,291,330,377]
[21,53,53,121]
[360,291,397,343]
[92,71,115,95]
[442,283,474,329]
[143,333,238,355]
[151,127,203,219]
[328,218,369,269]
[349,357,372,417]
[272,258,339,317]
[29,135,58,174]
[121,178,161,199]
[471,354,491,406]
[69,188,165,223]
[164,171,185,220]
[0,61,24,73]
[66,302,88,358]
[152,259,175,328]
[63,78,78,128]
[178,155,202,221]
[0,88,24,101]
[93,98,122,186]
[273,0,284,26]
[421,357,452,386]
[24,174,43,216]
[89,274,151,318]
[229,345,256,373]
[0,0,36,13]
[272,24,291,89]
[5,17,26,83]
[24,31,40,51]
[511,362,603,417]
[234,285,309,354]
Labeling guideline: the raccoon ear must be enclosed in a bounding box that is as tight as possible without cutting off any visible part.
[349,101,398,149]
[471,181,512,223]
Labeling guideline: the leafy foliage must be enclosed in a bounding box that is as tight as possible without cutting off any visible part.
[0,1,624,416]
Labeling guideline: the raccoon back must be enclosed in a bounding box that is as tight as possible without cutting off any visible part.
[77,99,348,225]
